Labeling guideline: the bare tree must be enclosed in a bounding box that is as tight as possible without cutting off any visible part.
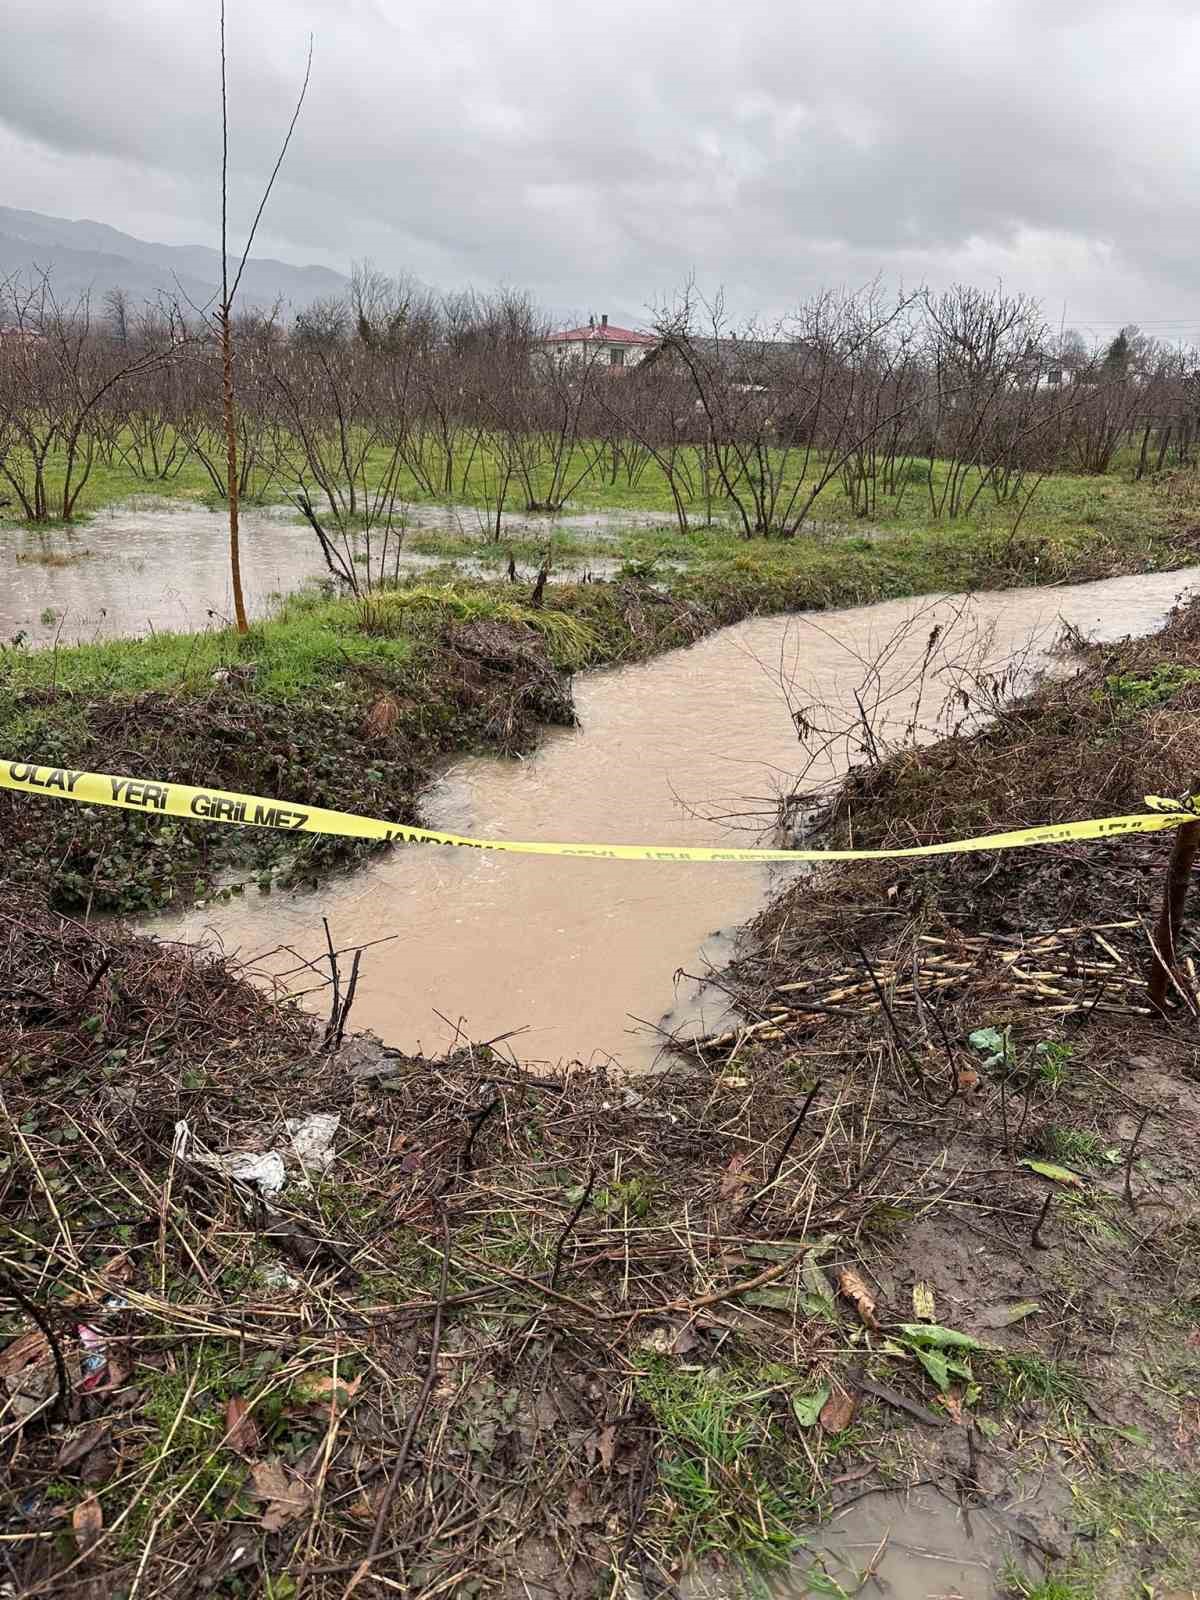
[216,0,312,633]
[103,286,130,347]
[0,273,178,522]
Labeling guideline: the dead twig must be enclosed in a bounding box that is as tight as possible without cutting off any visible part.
[549,1168,596,1289]
[741,1080,822,1223]
[0,1265,70,1423]
[1123,1107,1154,1214]
[1031,1191,1054,1250]
[1148,816,1200,1012]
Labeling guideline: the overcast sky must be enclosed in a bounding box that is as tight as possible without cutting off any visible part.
[3,0,1200,338]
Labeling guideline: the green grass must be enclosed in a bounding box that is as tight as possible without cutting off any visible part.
[1070,1469,1200,1592]
[1,430,1184,570]
[985,1353,1083,1409]
[0,586,416,701]
[1037,1126,1107,1168]
[1034,1041,1075,1090]
[1004,1568,1095,1600]
[637,1359,807,1572]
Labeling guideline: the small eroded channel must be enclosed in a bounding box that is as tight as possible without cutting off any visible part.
[147,565,1200,1070]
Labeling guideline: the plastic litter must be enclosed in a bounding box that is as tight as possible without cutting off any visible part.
[172,1121,286,1196]
[286,1113,341,1179]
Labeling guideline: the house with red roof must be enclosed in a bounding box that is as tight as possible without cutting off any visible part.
[541,314,658,371]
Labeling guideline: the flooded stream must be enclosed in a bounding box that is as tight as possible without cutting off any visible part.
[147,564,1200,1070]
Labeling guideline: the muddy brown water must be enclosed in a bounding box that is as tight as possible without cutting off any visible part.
[0,500,641,645]
[146,565,1200,1070]
[672,1484,1051,1597]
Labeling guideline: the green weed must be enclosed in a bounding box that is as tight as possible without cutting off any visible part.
[985,1353,1082,1409]
[1034,1041,1075,1089]
[1003,1565,1095,1600]
[637,1361,803,1571]
[1103,662,1200,711]
[1038,1126,1106,1168]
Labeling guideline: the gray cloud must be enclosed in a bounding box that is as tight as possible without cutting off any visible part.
[3,0,1199,337]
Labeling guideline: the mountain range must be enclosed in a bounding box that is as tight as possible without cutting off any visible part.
[0,206,348,314]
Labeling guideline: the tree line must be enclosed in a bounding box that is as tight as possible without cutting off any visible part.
[1,265,1197,563]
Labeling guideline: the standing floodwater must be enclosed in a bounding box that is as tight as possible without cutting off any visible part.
[145,565,1200,1069]
[0,499,664,645]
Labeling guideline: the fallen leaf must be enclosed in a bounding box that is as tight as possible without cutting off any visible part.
[981,1301,1042,1329]
[819,1386,858,1433]
[742,1287,797,1311]
[670,1323,699,1356]
[837,1267,880,1330]
[4,1354,72,1421]
[362,693,400,740]
[912,1347,952,1391]
[1114,1423,1152,1447]
[57,1421,113,1471]
[249,1457,312,1531]
[720,1152,754,1200]
[293,1372,362,1410]
[898,1323,981,1350]
[596,1424,616,1471]
[1020,1159,1084,1188]
[225,1396,259,1458]
[79,1446,118,1488]
[792,1384,831,1428]
[101,1252,134,1285]
[912,1282,936,1321]
[565,1482,592,1527]
[940,1388,965,1424]
[72,1495,103,1555]
[0,1330,48,1377]
[911,1346,974,1393]
[801,1254,837,1310]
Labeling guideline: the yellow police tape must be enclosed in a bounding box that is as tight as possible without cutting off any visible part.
[0,758,1197,864]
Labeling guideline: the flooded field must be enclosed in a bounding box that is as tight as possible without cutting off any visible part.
[0,498,657,645]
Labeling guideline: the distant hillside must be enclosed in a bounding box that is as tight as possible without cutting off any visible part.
[0,206,348,314]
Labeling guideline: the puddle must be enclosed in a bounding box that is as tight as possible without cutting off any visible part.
[396,500,682,541]
[145,565,1200,1070]
[0,500,629,646]
[675,1487,1041,1597]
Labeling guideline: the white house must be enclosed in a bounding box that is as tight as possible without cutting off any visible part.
[541,314,658,371]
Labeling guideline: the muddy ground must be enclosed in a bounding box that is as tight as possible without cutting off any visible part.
[2,600,1200,1598]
